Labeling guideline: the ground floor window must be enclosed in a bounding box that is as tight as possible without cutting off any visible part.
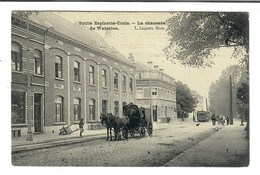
[11,91,26,124]
[114,101,119,117]
[74,98,81,121]
[102,100,107,114]
[55,96,64,122]
[89,99,96,120]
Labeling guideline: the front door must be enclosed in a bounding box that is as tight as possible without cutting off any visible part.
[153,105,157,122]
[34,93,42,133]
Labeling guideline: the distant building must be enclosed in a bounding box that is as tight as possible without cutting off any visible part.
[131,57,177,123]
[11,12,136,137]
[191,90,204,118]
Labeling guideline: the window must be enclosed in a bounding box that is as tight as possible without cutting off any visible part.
[74,98,81,121]
[114,73,118,89]
[102,69,107,87]
[129,78,133,92]
[122,75,126,91]
[11,42,22,71]
[89,99,96,120]
[152,88,157,95]
[34,50,42,75]
[114,101,119,117]
[11,91,26,124]
[102,100,107,114]
[122,102,127,108]
[74,61,80,82]
[55,96,64,122]
[55,56,62,78]
[89,65,94,85]
[137,73,142,79]
[136,88,144,98]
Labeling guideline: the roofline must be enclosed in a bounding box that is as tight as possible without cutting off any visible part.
[12,13,136,69]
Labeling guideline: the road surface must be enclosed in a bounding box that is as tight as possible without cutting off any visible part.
[12,122,221,166]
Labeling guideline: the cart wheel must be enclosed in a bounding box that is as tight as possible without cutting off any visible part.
[122,128,128,139]
[130,129,135,137]
[140,127,145,137]
[147,121,153,136]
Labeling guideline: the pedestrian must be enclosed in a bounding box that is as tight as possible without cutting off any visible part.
[211,114,216,125]
[79,119,84,137]
[226,116,230,125]
[222,115,226,125]
[193,113,196,122]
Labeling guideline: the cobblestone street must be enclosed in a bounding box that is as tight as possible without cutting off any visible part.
[12,122,220,166]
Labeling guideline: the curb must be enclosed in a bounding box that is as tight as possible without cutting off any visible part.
[12,125,168,154]
[12,134,107,154]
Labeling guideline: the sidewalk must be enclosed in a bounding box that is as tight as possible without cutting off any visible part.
[11,122,170,154]
[163,121,249,167]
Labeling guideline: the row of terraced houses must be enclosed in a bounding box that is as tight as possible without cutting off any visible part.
[11,12,177,138]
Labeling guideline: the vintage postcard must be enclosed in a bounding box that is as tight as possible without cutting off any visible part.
[8,8,251,168]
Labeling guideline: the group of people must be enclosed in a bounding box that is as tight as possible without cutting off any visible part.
[211,114,230,125]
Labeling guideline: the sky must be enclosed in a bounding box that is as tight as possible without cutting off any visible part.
[54,11,240,101]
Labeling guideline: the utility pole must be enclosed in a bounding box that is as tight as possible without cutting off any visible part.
[230,75,233,125]
[206,98,208,112]
[26,13,33,141]
[150,70,153,122]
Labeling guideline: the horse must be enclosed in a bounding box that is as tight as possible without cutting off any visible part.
[100,113,115,141]
[114,115,129,140]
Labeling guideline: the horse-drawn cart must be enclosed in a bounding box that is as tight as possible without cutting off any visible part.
[122,104,153,139]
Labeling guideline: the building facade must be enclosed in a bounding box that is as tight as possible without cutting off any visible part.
[133,59,177,123]
[11,12,136,137]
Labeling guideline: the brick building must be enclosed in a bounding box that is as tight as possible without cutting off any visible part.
[11,12,136,137]
[132,58,177,123]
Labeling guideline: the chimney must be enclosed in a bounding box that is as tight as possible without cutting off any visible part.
[154,65,159,70]
[159,68,164,72]
[128,53,135,63]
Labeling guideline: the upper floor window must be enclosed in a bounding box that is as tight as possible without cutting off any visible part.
[152,88,157,95]
[55,56,63,78]
[74,61,80,82]
[11,42,22,72]
[122,75,126,91]
[129,78,133,92]
[55,96,64,122]
[102,69,107,88]
[74,98,81,121]
[34,50,42,75]
[89,65,95,85]
[137,73,142,79]
[114,73,118,89]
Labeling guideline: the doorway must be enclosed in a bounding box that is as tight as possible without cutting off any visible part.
[34,93,42,133]
[153,105,157,122]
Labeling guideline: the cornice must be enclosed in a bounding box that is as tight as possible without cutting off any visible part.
[12,14,136,69]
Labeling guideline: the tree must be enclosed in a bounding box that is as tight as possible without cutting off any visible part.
[237,83,249,134]
[176,81,198,119]
[209,65,247,118]
[164,12,249,68]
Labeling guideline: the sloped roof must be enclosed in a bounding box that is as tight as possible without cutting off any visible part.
[134,61,153,71]
[28,12,131,64]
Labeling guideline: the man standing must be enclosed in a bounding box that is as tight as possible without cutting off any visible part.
[79,119,84,137]
[211,114,216,125]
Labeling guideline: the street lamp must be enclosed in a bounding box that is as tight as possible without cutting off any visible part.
[149,70,153,122]
[26,13,33,141]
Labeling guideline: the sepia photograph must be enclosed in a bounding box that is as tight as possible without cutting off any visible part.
[5,4,254,168]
